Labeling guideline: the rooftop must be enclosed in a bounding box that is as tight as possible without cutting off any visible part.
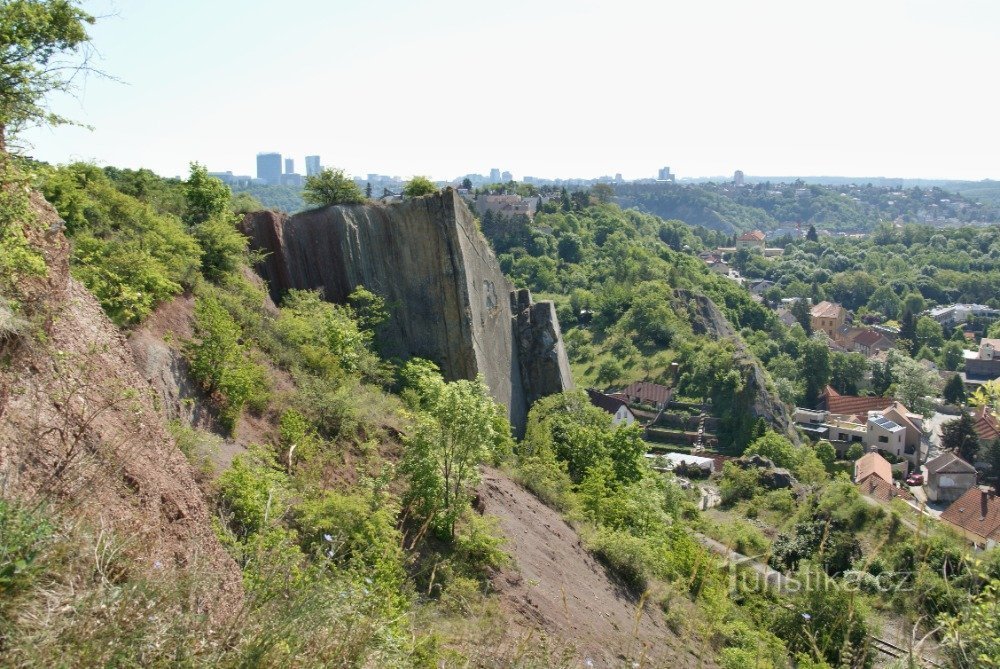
[621,381,671,407]
[820,386,893,415]
[940,487,1000,543]
[810,301,844,319]
[587,388,631,417]
[737,230,766,242]
[854,451,892,484]
[925,451,977,475]
[856,474,915,504]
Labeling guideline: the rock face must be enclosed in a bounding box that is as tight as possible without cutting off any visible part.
[674,288,799,444]
[242,190,572,433]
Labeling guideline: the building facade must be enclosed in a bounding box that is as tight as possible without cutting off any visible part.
[256,152,282,185]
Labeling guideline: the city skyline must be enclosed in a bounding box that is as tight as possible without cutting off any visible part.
[18,0,1000,182]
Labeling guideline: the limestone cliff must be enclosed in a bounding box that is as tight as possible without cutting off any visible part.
[242,190,572,433]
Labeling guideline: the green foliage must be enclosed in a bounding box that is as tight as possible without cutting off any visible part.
[303,168,365,207]
[845,443,864,460]
[938,576,1000,668]
[400,360,512,539]
[185,163,250,281]
[829,351,866,396]
[522,391,645,484]
[217,447,290,539]
[0,0,94,142]
[0,499,52,609]
[944,373,967,405]
[0,158,46,302]
[719,462,764,506]
[42,162,202,325]
[814,440,836,470]
[185,293,269,432]
[277,289,381,378]
[941,412,981,462]
[403,176,437,197]
[745,431,798,469]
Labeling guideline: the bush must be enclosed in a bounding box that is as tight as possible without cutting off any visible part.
[303,168,365,207]
[0,500,52,611]
[403,176,437,197]
[186,293,270,432]
[217,447,290,538]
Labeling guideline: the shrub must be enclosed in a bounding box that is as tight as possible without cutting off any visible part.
[217,447,290,538]
[403,176,437,197]
[186,293,270,431]
[0,500,52,611]
[303,168,365,207]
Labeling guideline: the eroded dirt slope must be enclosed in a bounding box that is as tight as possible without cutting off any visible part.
[0,194,243,619]
[480,468,715,668]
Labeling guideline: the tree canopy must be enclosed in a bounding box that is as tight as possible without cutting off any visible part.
[402,176,437,198]
[0,0,95,146]
[303,168,365,207]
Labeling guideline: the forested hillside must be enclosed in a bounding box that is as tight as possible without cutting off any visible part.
[614,181,1000,233]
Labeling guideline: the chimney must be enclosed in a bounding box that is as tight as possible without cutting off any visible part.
[980,486,993,518]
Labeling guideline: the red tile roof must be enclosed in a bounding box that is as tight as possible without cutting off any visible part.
[854,451,892,484]
[819,386,892,415]
[737,230,766,242]
[973,406,1000,443]
[621,381,671,407]
[940,487,1000,543]
[856,474,915,503]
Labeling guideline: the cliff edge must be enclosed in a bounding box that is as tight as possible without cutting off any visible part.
[242,190,572,433]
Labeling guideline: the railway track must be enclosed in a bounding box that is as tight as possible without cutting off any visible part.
[869,635,943,668]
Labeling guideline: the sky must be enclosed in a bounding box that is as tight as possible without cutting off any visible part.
[20,0,1000,181]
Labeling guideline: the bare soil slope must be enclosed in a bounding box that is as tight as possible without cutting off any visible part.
[0,195,243,619]
[480,468,714,668]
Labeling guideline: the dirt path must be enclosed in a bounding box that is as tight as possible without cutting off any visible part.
[479,467,714,668]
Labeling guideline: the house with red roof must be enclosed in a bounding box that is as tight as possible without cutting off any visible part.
[851,329,894,357]
[973,405,1000,445]
[735,230,766,251]
[620,381,672,410]
[586,389,637,427]
[940,487,1000,549]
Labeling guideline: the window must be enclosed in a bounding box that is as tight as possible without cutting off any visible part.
[878,436,889,443]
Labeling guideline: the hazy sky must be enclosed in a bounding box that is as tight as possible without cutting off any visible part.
[20,0,1000,181]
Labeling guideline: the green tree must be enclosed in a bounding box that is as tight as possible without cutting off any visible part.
[806,224,818,242]
[941,412,980,462]
[303,168,364,206]
[915,315,945,351]
[461,177,472,190]
[846,443,865,460]
[869,285,902,319]
[399,361,512,539]
[364,181,372,198]
[791,298,813,335]
[890,352,938,415]
[0,0,94,146]
[184,162,229,225]
[982,439,1000,489]
[941,340,966,371]
[815,440,837,470]
[801,337,831,406]
[830,351,867,395]
[943,373,967,406]
[403,176,437,197]
[745,431,798,468]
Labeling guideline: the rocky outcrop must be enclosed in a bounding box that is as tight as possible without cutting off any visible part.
[242,190,572,433]
[674,289,799,444]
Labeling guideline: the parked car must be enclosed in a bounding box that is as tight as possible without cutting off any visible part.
[906,473,924,486]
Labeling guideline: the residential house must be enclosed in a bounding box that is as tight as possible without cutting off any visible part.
[940,487,1000,549]
[854,451,892,484]
[924,451,978,503]
[961,338,1000,391]
[748,279,774,297]
[706,259,731,276]
[776,307,797,328]
[587,389,637,426]
[852,329,894,357]
[810,301,847,339]
[735,230,766,251]
[881,402,924,460]
[854,450,914,503]
[620,381,671,410]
